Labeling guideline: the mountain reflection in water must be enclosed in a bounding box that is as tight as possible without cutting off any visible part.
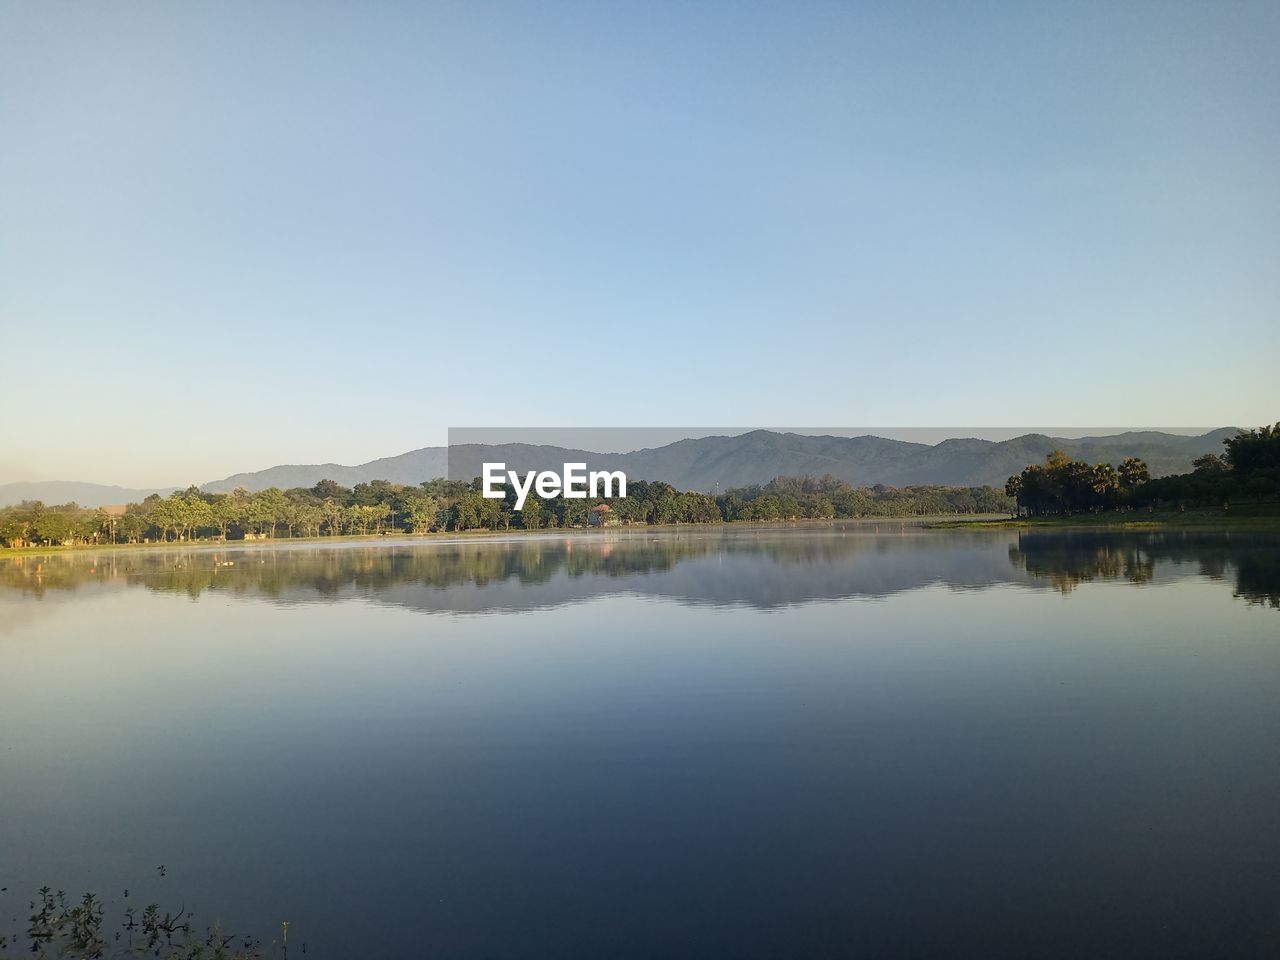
[4,525,1277,614]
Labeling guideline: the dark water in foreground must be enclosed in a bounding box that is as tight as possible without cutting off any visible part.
[1,526,1278,958]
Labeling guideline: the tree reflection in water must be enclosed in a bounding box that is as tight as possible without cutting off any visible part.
[2,526,1277,613]
[1008,530,1280,609]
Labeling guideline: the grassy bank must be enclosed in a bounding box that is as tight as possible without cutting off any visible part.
[925,503,1280,531]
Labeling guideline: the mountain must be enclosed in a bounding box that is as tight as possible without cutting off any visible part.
[202,448,450,493]
[1,428,1241,507]
[0,481,178,508]
[208,428,1240,494]
[873,429,1242,488]
[620,431,934,491]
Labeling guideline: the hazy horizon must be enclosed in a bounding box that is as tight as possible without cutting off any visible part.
[3,1,1277,486]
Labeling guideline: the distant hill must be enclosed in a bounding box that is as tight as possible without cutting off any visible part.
[202,448,450,493]
[1,428,1241,507]
[0,481,177,508]
[207,428,1240,494]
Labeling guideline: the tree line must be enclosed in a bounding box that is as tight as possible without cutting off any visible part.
[0,474,1014,548]
[717,475,1012,520]
[1005,422,1280,516]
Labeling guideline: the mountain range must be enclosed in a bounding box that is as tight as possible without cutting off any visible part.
[0,429,1240,508]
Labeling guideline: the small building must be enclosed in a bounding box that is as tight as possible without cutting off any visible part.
[587,503,620,527]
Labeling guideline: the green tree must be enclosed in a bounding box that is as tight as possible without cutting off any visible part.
[320,498,346,535]
[251,488,289,538]
[184,495,214,540]
[402,494,440,533]
[520,495,545,529]
[294,502,324,537]
[311,478,349,499]
[1224,423,1280,480]
[1118,457,1149,490]
[1192,453,1228,475]
[212,495,242,540]
[34,509,75,545]
[1091,463,1119,506]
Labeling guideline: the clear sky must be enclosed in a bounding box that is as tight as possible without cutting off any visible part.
[2,0,1277,486]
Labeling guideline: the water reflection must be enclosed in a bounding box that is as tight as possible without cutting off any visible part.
[3,526,1277,613]
[1008,530,1280,608]
[4,526,1279,960]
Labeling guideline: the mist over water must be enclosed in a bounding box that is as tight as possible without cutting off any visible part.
[2,526,1278,958]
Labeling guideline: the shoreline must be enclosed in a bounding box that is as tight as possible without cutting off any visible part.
[925,504,1280,531]
[1,515,1010,558]
[7,509,1277,558]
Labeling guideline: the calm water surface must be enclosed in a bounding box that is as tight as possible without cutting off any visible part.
[2,526,1278,958]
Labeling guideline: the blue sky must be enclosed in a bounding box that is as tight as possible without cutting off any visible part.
[2,1,1277,485]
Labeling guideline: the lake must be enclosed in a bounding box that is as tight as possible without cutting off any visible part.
[2,525,1278,958]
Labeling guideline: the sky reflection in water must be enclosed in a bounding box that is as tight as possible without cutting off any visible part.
[1,527,1277,959]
